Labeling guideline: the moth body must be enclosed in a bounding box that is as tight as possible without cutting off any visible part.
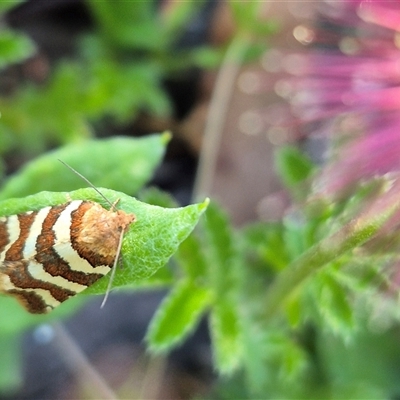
[0,200,135,313]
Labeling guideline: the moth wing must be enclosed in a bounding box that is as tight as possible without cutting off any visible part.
[0,259,59,313]
[0,259,28,273]
[0,260,29,290]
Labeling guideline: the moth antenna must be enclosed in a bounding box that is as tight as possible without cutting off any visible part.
[58,159,114,209]
[100,228,124,309]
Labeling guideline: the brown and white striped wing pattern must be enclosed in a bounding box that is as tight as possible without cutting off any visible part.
[0,200,135,314]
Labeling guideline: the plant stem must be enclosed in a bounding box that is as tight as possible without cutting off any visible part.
[193,34,249,201]
[263,187,400,321]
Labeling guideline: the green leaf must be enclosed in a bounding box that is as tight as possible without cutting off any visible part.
[0,57,171,154]
[202,203,241,373]
[0,188,209,292]
[241,324,310,397]
[229,2,260,32]
[275,146,315,189]
[240,320,268,394]
[285,291,302,328]
[283,212,308,260]
[138,187,177,208]
[162,2,201,38]
[192,46,225,69]
[0,30,36,70]
[0,334,23,394]
[210,301,241,374]
[312,269,355,336]
[0,1,25,14]
[87,1,164,51]
[229,2,278,38]
[0,295,85,336]
[85,60,170,122]
[0,189,206,339]
[175,233,207,279]
[0,63,91,152]
[318,328,400,397]
[0,134,170,199]
[146,279,211,351]
[243,223,289,272]
[262,181,400,323]
[204,203,236,296]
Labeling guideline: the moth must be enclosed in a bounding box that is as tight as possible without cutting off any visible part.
[0,163,135,314]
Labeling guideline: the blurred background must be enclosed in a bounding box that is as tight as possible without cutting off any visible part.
[2,0,400,399]
[1,1,282,398]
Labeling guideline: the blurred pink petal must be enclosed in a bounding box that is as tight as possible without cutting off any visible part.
[283,0,400,195]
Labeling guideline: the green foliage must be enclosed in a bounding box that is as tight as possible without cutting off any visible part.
[87,1,164,50]
[228,0,278,63]
[148,203,243,372]
[0,187,208,290]
[229,1,278,38]
[0,1,24,13]
[0,1,34,169]
[1,2,399,398]
[0,133,169,198]
[0,334,22,394]
[0,0,224,390]
[0,134,208,393]
[0,29,35,70]
[0,58,171,154]
[147,278,211,351]
[275,146,315,199]
[145,144,400,398]
[0,1,35,71]
[204,204,242,373]
[314,327,400,398]
[0,1,217,157]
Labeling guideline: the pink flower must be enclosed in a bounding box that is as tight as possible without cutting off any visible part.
[285,0,400,196]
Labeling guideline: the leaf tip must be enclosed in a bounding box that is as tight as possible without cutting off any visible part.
[161,131,173,145]
[201,197,210,211]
